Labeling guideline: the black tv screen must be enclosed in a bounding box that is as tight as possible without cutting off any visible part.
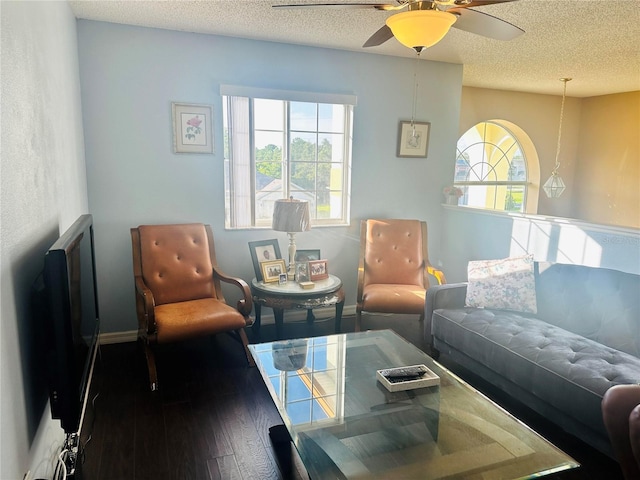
[43,214,100,435]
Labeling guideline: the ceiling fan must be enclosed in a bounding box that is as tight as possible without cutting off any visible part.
[273,0,524,52]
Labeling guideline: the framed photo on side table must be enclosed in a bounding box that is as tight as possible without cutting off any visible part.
[295,249,321,262]
[172,102,214,154]
[308,259,329,281]
[296,262,310,283]
[261,259,287,283]
[249,239,282,281]
[397,121,430,158]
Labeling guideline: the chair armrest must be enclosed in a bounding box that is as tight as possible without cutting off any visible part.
[426,263,447,285]
[134,275,156,334]
[212,267,253,317]
[424,283,467,350]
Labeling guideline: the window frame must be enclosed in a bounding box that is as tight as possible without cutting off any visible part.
[454,120,533,213]
[222,87,354,230]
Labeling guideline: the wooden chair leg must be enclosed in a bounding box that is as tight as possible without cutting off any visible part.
[141,339,158,391]
[238,328,255,367]
[355,310,362,332]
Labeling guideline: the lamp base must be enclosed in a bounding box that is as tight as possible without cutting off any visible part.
[287,232,297,280]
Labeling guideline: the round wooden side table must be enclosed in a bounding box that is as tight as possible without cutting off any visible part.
[251,274,345,339]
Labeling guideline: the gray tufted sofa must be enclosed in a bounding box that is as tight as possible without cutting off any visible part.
[424,262,640,458]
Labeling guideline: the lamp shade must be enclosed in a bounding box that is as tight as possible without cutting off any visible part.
[272,339,308,371]
[386,10,457,50]
[543,171,566,198]
[272,198,311,233]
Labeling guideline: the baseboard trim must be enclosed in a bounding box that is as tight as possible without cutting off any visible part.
[100,330,138,344]
[99,305,358,344]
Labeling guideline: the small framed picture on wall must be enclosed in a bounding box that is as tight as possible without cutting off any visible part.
[397,121,430,158]
[172,102,214,154]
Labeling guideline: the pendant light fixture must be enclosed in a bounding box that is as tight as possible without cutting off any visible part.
[543,78,572,198]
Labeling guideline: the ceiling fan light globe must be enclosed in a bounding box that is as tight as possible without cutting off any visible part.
[386,10,457,50]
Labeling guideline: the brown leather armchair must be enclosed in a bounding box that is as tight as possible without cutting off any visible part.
[131,223,254,390]
[355,219,446,332]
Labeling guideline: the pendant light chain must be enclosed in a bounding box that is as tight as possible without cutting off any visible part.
[410,51,421,133]
[543,77,571,198]
[553,78,571,173]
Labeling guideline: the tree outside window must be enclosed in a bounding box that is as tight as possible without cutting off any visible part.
[223,95,353,228]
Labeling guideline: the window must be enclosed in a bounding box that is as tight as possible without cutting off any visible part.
[454,121,529,213]
[222,86,354,229]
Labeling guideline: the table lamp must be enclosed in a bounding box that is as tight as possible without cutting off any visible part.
[272,197,311,279]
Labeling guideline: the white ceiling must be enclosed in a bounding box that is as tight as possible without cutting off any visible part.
[68,0,640,98]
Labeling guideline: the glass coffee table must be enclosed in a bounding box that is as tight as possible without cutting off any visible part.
[249,329,579,479]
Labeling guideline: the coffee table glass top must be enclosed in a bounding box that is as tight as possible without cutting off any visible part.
[249,329,579,480]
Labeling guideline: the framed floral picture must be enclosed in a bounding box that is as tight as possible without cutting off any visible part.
[172,103,213,154]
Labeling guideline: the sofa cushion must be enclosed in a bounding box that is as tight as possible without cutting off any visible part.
[465,255,537,314]
[432,307,640,434]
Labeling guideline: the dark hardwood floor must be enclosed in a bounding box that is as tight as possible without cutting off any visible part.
[79,313,622,480]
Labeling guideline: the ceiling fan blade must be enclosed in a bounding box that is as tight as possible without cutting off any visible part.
[450,7,524,41]
[273,3,397,10]
[363,24,394,47]
[458,0,518,7]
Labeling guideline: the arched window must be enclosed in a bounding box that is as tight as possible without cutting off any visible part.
[454,121,539,213]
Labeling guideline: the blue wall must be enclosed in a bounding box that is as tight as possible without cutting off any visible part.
[77,21,640,338]
[77,20,463,334]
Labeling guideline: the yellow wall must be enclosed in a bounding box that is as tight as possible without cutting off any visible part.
[575,92,640,228]
[460,87,639,227]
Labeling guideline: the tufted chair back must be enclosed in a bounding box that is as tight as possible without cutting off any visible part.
[356,219,446,331]
[362,219,426,287]
[137,223,217,305]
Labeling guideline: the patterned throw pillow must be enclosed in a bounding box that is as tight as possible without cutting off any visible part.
[465,254,537,314]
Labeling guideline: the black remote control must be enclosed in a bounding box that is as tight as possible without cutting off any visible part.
[381,366,427,378]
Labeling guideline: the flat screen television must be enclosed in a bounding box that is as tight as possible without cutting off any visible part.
[41,214,100,436]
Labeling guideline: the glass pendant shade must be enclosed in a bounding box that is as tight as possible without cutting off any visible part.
[386,10,457,50]
[543,171,566,198]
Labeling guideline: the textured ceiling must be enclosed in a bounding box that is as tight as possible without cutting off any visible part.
[68,0,640,98]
